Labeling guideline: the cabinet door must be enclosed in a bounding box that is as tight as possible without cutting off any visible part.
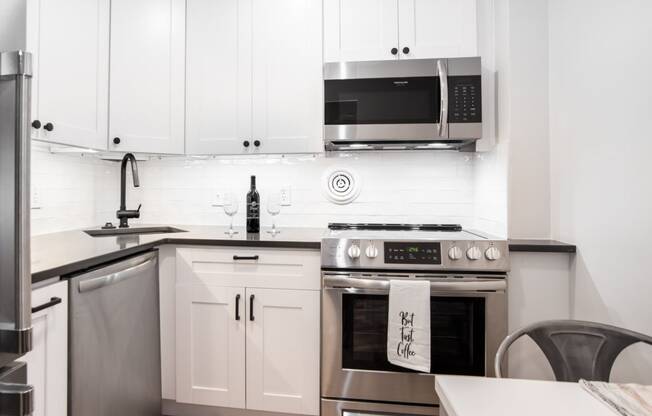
[186,0,252,155]
[251,0,323,154]
[176,284,246,408]
[398,0,477,59]
[324,0,399,62]
[246,288,320,415]
[109,0,185,154]
[26,0,109,150]
[23,281,68,416]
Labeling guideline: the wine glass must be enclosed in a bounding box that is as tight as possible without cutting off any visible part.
[267,194,281,235]
[223,193,239,236]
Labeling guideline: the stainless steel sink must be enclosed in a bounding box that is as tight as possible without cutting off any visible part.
[84,226,187,237]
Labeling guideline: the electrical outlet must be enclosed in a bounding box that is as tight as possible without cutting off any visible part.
[31,189,42,210]
[212,191,225,207]
[279,186,291,206]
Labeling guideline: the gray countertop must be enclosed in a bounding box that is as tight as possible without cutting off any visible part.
[31,225,577,285]
[31,225,325,284]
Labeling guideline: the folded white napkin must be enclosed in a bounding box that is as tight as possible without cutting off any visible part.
[387,279,431,372]
[581,379,652,416]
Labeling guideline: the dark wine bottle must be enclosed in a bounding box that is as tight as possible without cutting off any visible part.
[246,175,260,233]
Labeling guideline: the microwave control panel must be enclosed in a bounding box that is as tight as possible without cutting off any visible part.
[449,76,482,123]
[384,242,442,264]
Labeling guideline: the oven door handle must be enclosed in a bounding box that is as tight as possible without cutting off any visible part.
[323,275,506,292]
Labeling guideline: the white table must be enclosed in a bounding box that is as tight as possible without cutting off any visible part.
[435,375,615,416]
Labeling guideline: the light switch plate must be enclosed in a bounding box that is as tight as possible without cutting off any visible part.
[280,186,291,206]
[212,191,224,207]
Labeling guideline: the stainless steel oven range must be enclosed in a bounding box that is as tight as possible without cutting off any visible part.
[321,224,509,416]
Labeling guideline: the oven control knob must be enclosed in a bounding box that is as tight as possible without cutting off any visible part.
[485,246,502,261]
[466,246,482,261]
[448,246,463,260]
[365,245,379,258]
[347,244,361,259]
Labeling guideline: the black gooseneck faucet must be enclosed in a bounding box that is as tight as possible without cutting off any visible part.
[117,153,141,228]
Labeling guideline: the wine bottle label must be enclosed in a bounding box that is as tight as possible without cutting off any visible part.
[247,202,259,218]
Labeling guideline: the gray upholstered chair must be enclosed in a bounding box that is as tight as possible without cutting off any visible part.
[494,320,652,382]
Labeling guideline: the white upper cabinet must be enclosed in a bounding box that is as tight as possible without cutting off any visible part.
[26,0,109,150]
[398,0,477,59]
[250,0,323,154]
[109,0,185,154]
[186,0,252,155]
[324,0,398,62]
[325,0,478,62]
[186,0,323,155]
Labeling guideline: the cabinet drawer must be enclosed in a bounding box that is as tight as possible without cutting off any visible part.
[176,247,320,290]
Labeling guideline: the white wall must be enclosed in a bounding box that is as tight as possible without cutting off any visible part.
[506,0,551,239]
[0,0,25,51]
[31,143,120,235]
[548,0,652,383]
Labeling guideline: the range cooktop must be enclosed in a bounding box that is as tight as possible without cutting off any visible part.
[322,223,509,272]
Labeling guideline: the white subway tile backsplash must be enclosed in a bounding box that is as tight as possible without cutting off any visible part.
[31,145,508,237]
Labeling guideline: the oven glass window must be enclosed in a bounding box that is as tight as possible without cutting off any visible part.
[341,294,485,375]
[324,77,440,125]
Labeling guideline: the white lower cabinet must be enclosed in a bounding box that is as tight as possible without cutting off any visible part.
[173,247,320,415]
[246,288,320,415]
[176,285,246,408]
[23,280,68,416]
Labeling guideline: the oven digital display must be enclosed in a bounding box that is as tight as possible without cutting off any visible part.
[384,242,442,264]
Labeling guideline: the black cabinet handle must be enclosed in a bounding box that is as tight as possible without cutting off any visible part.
[235,294,241,321]
[32,297,62,314]
[403,47,410,54]
[113,137,121,145]
[243,140,250,147]
[233,255,259,261]
[391,47,398,55]
[43,122,54,132]
[253,140,261,147]
[249,294,255,321]
[32,120,42,129]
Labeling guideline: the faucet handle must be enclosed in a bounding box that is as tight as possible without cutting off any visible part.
[137,204,142,212]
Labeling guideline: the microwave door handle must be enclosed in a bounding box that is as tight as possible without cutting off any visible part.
[437,59,448,138]
[323,275,505,292]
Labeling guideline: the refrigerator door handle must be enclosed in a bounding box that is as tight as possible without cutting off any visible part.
[0,382,33,416]
[0,51,33,359]
[0,362,33,416]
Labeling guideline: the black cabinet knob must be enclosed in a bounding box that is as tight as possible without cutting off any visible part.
[403,47,410,54]
[253,140,261,147]
[243,140,250,147]
[43,122,54,132]
[113,137,121,145]
[31,120,42,129]
[391,47,398,55]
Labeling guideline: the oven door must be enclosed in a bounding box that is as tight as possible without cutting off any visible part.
[321,273,507,406]
[322,398,438,416]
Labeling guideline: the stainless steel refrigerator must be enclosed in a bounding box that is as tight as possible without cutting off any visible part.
[0,50,34,416]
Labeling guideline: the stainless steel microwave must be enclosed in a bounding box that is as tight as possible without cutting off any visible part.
[324,57,482,151]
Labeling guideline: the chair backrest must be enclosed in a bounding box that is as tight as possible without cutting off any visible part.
[495,320,652,382]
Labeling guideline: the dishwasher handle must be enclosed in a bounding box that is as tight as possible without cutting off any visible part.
[78,253,157,293]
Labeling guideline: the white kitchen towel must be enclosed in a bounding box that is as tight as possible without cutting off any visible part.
[387,279,431,372]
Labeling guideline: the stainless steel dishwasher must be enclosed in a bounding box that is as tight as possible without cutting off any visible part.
[68,250,161,415]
